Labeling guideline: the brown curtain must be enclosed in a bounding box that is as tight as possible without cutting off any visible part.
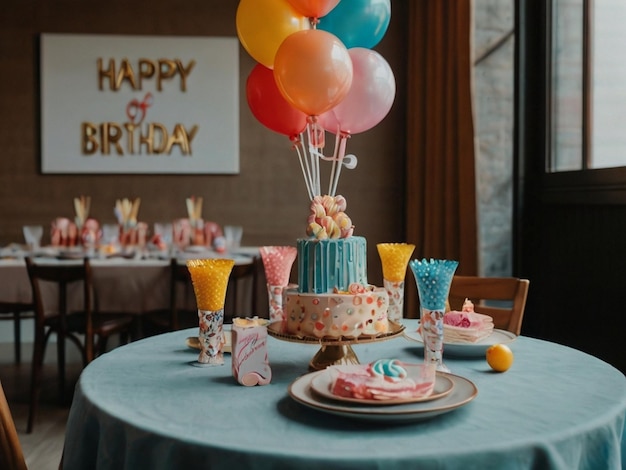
[404,0,478,318]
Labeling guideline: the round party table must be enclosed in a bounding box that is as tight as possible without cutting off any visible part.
[62,319,626,470]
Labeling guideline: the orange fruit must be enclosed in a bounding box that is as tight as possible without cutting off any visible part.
[486,344,514,372]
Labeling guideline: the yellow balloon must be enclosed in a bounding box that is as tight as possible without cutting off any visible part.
[237,0,310,69]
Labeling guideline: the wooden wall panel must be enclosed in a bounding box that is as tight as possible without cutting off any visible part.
[521,202,626,372]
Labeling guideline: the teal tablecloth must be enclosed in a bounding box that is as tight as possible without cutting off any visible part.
[62,320,626,469]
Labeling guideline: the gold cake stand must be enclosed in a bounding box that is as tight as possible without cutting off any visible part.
[267,321,405,371]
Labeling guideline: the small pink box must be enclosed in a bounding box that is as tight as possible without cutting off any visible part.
[231,317,272,386]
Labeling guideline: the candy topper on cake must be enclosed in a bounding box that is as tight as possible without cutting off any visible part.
[238,0,395,202]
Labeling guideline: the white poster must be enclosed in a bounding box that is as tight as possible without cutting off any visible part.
[40,33,239,174]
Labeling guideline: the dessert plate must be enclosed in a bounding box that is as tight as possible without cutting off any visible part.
[186,328,232,354]
[309,370,454,406]
[404,324,516,357]
[288,371,477,423]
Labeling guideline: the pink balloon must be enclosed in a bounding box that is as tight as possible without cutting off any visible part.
[319,48,396,135]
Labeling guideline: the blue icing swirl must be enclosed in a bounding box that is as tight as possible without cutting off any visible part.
[409,258,459,311]
[370,359,407,379]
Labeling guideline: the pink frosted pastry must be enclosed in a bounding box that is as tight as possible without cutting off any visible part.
[443,298,494,343]
[329,359,436,401]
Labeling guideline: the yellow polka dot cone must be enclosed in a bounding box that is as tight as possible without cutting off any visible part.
[186,258,235,311]
[377,243,415,322]
[377,243,416,282]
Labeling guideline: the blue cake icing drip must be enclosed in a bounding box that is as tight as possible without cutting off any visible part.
[297,237,368,294]
[409,258,459,311]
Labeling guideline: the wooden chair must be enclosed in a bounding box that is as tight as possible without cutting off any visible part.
[0,301,33,363]
[144,258,194,332]
[24,257,133,433]
[145,256,260,332]
[447,275,530,335]
[223,257,259,322]
[0,381,27,470]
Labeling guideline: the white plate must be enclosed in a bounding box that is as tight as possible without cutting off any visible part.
[288,371,477,423]
[404,324,517,357]
[309,369,454,406]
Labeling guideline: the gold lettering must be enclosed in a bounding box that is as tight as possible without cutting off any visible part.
[97,58,116,91]
[82,121,198,156]
[116,58,138,91]
[82,122,99,154]
[157,59,177,91]
[186,125,198,154]
[167,124,188,154]
[97,58,196,91]
[139,125,153,154]
[124,123,137,154]
[177,60,196,92]
[100,123,110,154]
[151,123,168,153]
[106,122,124,154]
[138,59,156,90]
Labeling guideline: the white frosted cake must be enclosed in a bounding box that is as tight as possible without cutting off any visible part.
[283,195,389,339]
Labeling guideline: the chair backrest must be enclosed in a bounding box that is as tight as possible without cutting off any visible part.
[169,258,193,330]
[447,275,530,335]
[225,258,259,321]
[24,258,96,362]
[171,257,260,327]
[0,381,28,470]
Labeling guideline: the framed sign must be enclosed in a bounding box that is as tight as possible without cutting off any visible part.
[40,33,239,174]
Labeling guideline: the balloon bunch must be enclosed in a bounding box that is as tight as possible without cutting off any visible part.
[238,0,395,200]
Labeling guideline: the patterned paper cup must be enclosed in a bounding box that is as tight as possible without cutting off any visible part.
[187,258,235,365]
[260,246,297,323]
[259,246,297,287]
[377,243,415,322]
[409,258,458,372]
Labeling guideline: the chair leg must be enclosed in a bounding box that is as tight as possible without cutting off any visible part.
[97,336,109,356]
[27,327,47,433]
[56,330,66,404]
[13,311,21,364]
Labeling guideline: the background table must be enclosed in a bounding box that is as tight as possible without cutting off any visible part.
[62,319,626,470]
[0,249,258,314]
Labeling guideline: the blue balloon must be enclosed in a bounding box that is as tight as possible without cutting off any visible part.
[317,0,391,49]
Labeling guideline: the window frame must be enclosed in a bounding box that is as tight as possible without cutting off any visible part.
[534,0,626,204]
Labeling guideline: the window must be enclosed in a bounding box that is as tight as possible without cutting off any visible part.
[551,0,626,172]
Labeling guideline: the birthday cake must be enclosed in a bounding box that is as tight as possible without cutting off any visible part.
[283,195,389,339]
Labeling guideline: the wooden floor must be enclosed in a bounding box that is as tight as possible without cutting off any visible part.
[1,342,82,470]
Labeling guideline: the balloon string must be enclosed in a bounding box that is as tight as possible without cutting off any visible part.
[307,122,325,197]
[294,135,313,200]
[330,135,348,197]
[328,128,341,195]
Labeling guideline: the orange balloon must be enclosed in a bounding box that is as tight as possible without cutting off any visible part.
[273,29,353,116]
[287,0,340,18]
[236,0,310,69]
